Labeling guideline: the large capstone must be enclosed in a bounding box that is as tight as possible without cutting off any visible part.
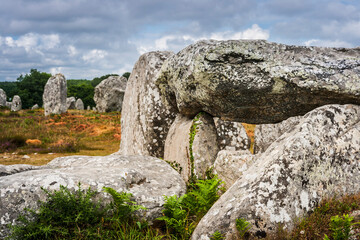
[43,74,67,116]
[0,155,186,238]
[118,51,177,158]
[94,76,127,112]
[157,40,360,124]
[10,95,21,112]
[192,104,360,239]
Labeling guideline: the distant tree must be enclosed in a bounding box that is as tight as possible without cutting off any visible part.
[16,69,51,109]
[68,83,95,108]
[122,72,131,79]
[90,74,119,87]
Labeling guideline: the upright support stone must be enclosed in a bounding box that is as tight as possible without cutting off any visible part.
[118,51,177,158]
[10,95,21,112]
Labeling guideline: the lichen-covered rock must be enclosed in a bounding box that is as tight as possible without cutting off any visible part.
[94,76,127,112]
[192,104,360,239]
[214,118,250,151]
[66,96,76,109]
[254,116,301,153]
[5,102,11,108]
[118,51,177,158]
[10,95,21,111]
[43,74,67,116]
[0,88,6,106]
[31,104,39,110]
[213,149,256,188]
[75,98,84,110]
[157,40,360,124]
[0,155,186,238]
[164,113,219,182]
[0,164,39,177]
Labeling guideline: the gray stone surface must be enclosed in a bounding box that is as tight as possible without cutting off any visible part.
[66,96,76,109]
[0,164,39,177]
[75,98,84,110]
[157,40,360,124]
[43,74,67,116]
[213,149,256,188]
[164,113,219,182]
[0,88,6,107]
[0,155,186,238]
[214,118,250,151]
[118,51,177,158]
[10,95,21,111]
[31,104,39,110]
[192,104,360,239]
[94,76,127,113]
[254,116,301,153]
[5,102,11,108]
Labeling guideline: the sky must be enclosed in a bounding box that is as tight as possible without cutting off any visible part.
[0,0,359,82]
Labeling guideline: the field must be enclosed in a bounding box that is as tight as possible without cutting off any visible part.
[0,108,121,165]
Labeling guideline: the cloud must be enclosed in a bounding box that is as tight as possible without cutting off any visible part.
[131,24,269,55]
[304,39,353,48]
[82,49,108,63]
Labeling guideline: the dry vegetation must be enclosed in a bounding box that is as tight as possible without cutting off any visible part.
[0,107,121,165]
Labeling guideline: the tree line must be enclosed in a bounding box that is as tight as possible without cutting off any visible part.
[0,69,130,109]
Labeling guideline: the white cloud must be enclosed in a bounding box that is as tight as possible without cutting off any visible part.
[210,24,269,40]
[304,39,353,48]
[3,33,60,53]
[67,45,77,56]
[82,49,108,63]
[50,67,63,75]
[131,24,269,55]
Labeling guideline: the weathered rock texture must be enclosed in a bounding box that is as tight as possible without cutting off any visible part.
[214,118,250,151]
[94,76,127,112]
[118,51,177,158]
[31,104,39,110]
[75,98,84,110]
[192,104,360,239]
[0,164,39,177]
[157,40,360,124]
[5,102,11,108]
[0,155,186,238]
[0,88,6,106]
[10,95,21,111]
[213,149,256,187]
[43,74,67,116]
[164,113,219,182]
[66,97,76,109]
[254,116,301,153]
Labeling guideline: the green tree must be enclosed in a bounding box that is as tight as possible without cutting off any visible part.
[67,83,95,108]
[0,82,18,101]
[122,72,131,79]
[16,69,51,109]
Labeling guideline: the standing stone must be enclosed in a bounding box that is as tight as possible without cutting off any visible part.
[5,102,11,109]
[94,76,127,112]
[164,113,219,182]
[156,40,360,124]
[92,107,96,111]
[10,95,21,111]
[43,74,67,116]
[214,118,250,151]
[87,106,90,110]
[66,97,76,109]
[75,98,84,110]
[254,116,301,153]
[192,104,360,239]
[31,104,39,110]
[118,51,177,158]
[0,88,6,107]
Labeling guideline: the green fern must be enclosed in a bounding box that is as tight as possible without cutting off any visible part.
[236,217,251,239]
[210,230,225,240]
